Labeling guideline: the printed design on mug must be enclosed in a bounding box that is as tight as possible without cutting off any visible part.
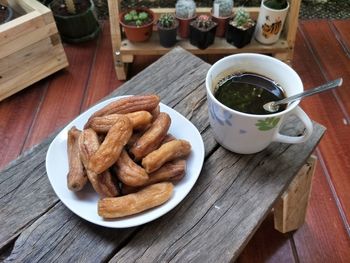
[261,18,282,39]
[255,117,280,131]
[208,100,233,126]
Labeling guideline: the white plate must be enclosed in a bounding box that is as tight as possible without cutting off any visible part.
[46,96,205,228]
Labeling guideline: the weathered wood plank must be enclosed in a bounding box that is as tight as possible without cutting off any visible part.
[0,47,213,258]
[0,137,58,248]
[109,122,325,263]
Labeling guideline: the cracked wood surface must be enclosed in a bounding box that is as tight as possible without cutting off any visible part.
[0,47,325,262]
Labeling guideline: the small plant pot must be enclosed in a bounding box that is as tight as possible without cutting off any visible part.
[254,0,290,44]
[157,20,179,48]
[0,3,14,24]
[50,0,100,43]
[226,24,256,48]
[120,8,154,42]
[211,13,231,38]
[189,23,217,50]
[176,15,196,39]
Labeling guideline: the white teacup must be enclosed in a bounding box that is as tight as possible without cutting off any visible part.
[205,53,313,154]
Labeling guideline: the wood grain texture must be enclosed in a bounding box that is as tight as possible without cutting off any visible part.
[0,47,325,263]
[80,21,124,111]
[296,24,350,226]
[290,28,350,262]
[0,80,47,169]
[22,40,98,150]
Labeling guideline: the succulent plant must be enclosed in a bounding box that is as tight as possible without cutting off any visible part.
[158,13,176,28]
[264,0,288,9]
[230,7,255,29]
[124,9,150,26]
[175,0,196,19]
[213,0,234,17]
[193,14,215,29]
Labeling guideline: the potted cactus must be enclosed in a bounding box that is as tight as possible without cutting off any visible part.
[211,0,233,37]
[175,0,196,38]
[226,7,255,48]
[49,0,100,43]
[255,0,290,44]
[189,15,218,50]
[0,3,13,24]
[157,13,179,48]
[119,8,154,42]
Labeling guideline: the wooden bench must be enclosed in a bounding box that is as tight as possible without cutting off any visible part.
[0,47,325,262]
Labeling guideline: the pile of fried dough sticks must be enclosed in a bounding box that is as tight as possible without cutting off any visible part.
[67,95,192,218]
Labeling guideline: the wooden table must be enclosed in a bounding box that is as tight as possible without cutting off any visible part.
[0,47,325,262]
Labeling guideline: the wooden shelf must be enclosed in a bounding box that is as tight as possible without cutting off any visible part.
[107,0,300,80]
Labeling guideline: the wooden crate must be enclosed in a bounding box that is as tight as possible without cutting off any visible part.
[0,0,68,101]
[107,0,301,80]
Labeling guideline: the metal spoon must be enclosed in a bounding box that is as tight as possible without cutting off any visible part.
[263,78,343,113]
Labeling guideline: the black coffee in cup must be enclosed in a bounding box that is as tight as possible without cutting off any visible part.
[214,72,286,115]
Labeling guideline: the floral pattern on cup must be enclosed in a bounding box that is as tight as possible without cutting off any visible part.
[255,117,280,131]
[208,99,233,126]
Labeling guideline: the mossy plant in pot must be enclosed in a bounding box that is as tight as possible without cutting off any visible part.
[255,0,290,44]
[157,13,179,48]
[50,0,100,43]
[0,3,13,24]
[226,7,255,48]
[189,15,217,50]
[119,8,154,42]
[175,0,196,38]
[211,0,233,37]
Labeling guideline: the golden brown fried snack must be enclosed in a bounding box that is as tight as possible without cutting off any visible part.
[88,111,153,133]
[67,127,87,191]
[98,182,174,218]
[150,104,160,120]
[79,129,119,197]
[142,139,191,173]
[130,112,171,160]
[114,149,149,187]
[88,115,132,174]
[161,133,176,144]
[121,159,186,195]
[84,95,159,128]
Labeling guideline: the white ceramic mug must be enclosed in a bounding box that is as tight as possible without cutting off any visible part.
[255,1,290,44]
[205,53,313,154]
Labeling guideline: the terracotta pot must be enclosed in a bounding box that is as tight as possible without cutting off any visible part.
[120,8,154,42]
[176,15,196,39]
[211,13,231,38]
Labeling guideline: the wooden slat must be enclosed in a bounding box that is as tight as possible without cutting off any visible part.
[0,39,68,101]
[119,35,289,56]
[0,80,47,169]
[298,20,350,222]
[22,40,98,150]
[80,21,124,111]
[293,156,350,262]
[290,28,350,261]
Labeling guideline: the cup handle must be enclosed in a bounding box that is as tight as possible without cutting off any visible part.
[273,106,313,144]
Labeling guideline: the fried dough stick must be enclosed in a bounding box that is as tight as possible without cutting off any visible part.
[88,115,132,174]
[79,128,119,197]
[67,127,88,191]
[130,112,171,160]
[142,139,191,173]
[84,95,159,128]
[88,111,153,133]
[98,182,174,218]
[114,149,149,187]
[122,159,186,194]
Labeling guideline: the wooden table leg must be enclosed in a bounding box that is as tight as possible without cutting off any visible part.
[273,155,317,233]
